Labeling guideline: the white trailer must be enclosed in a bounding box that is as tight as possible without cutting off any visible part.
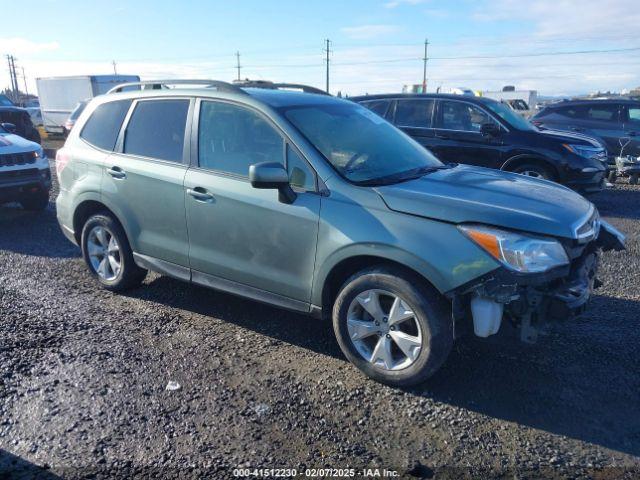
[36,75,139,134]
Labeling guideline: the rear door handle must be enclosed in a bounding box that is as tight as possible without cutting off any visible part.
[106,167,126,179]
[187,187,214,203]
[571,127,585,133]
[434,132,451,139]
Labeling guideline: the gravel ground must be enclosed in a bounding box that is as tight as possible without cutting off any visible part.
[1,165,639,479]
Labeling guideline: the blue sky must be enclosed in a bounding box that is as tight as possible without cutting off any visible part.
[2,0,639,96]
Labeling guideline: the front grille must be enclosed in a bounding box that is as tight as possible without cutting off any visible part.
[0,152,37,167]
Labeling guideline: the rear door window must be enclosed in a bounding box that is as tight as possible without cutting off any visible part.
[394,99,434,128]
[80,100,132,151]
[123,99,189,162]
[585,104,620,122]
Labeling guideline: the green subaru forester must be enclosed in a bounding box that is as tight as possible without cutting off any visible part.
[56,80,624,386]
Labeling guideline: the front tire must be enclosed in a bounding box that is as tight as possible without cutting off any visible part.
[81,213,147,291]
[332,266,453,387]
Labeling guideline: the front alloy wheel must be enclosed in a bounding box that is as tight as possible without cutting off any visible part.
[333,266,453,386]
[347,289,422,371]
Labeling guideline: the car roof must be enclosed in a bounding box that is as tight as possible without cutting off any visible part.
[543,98,640,109]
[98,85,352,111]
[349,93,499,104]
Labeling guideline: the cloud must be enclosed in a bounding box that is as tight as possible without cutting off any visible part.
[341,24,401,40]
[384,0,428,8]
[0,37,60,56]
[472,0,640,40]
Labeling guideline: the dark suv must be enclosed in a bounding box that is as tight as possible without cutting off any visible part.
[531,98,640,162]
[352,94,607,193]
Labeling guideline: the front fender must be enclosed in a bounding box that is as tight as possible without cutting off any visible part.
[311,194,500,307]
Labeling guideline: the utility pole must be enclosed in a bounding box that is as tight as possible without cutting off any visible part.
[21,66,28,96]
[422,38,429,93]
[6,55,19,102]
[112,60,117,75]
[324,39,331,93]
[235,51,241,81]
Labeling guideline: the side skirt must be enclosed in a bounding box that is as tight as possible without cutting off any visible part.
[132,252,314,315]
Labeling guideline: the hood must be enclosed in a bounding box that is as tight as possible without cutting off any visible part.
[375,165,593,239]
[0,132,41,154]
[537,128,604,148]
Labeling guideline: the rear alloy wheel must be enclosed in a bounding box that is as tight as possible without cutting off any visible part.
[333,266,452,386]
[81,213,147,291]
[512,163,555,181]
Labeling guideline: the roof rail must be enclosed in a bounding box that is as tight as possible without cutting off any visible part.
[233,80,330,96]
[106,79,246,95]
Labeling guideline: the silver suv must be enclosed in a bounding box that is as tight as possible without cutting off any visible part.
[56,80,623,386]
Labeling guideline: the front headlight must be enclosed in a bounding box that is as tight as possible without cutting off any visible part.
[459,224,569,273]
[563,144,605,160]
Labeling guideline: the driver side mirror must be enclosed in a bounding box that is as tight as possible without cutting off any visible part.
[480,122,501,137]
[249,162,297,204]
[1,122,16,133]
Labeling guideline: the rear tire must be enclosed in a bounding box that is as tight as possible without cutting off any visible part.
[20,188,49,211]
[630,173,639,185]
[607,171,617,183]
[511,163,556,181]
[332,266,453,387]
[81,213,147,291]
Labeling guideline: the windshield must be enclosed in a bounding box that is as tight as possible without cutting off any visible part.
[485,100,536,131]
[281,102,442,184]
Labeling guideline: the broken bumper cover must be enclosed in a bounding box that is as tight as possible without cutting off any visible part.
[449,220,625,336]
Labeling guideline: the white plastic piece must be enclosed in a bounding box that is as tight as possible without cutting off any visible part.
[470,296,503,337]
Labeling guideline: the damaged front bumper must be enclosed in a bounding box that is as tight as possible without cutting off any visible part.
[448,220,625,343]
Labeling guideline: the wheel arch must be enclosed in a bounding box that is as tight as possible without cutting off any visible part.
[315,250,447,320]
[72,197,130,246]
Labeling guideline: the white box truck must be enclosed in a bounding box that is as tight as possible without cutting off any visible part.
[36,75,139,134]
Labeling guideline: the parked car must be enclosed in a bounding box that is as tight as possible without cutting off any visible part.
[0,106,41,144]
[531,98,640,181]
[56,80,624,386]
[0,122,51,210]
[352,94,608,193]
[64,100,89,136]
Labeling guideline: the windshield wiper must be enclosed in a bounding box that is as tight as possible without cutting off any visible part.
[355,164,456,186]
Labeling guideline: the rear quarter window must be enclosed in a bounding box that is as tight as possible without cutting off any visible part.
[80,100,132,151]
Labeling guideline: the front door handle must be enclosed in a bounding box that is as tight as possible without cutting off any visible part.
[434,133,450,139]
[106,167,126,179]
[187,187,214,203]
[571,127,585,133]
